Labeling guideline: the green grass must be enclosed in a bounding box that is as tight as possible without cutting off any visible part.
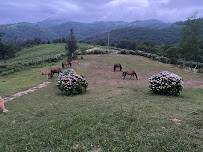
[0,43,95,76]
[0,54,203,151]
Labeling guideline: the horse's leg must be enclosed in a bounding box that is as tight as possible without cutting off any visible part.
[114,66,116,72]
[123,72,126,79]
[134,72,138,80]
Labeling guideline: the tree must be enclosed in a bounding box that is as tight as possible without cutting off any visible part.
[0,32,5,59]
[65,29,78,61]
[179,13,202,63]
[165,46,180,59]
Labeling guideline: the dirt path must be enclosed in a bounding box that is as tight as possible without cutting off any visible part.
[3,81,50,103]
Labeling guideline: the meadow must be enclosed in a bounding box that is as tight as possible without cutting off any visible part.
[0,45,203,151]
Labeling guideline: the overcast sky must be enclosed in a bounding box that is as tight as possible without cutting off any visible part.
[1,0,203,24]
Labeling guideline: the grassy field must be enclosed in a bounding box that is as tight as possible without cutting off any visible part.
[0,54,203,151]
[0,43,94,76]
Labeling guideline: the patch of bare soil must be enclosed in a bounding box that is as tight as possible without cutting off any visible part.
[3,81,50,103]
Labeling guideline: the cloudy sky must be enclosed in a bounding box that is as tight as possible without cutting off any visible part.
[1,0,203,24]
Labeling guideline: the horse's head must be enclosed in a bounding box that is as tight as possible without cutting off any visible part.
[48,73,53,79]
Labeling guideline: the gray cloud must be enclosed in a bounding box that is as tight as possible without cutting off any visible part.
[0,0,203,24]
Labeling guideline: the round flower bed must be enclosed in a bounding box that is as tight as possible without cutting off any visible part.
[57,69,88,95]
[149,71,184,96]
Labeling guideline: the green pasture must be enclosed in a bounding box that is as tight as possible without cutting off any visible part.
[1,43,93,64]
[0,54,203,151]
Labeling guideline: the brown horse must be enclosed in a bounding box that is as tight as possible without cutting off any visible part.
[123,70,138,80]
[51,67,62,77]
[62,61,72,69]
[41,70,52,79]
[114,64,122,72]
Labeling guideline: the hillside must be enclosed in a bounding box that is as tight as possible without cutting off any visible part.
[0,52,203,151]
[128,19,171,28]
[0,19,172,42]
[0,21,128,42]
[84,20,203,45]
[0,22,58,42]
[85,26,182,44]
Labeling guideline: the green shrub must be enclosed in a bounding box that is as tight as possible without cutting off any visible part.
[197,68,203,73]
[57,69,88,95]
[120,50,127,54]
[159,56,169,63]
[149,71,184,96]
[169,58,178,65]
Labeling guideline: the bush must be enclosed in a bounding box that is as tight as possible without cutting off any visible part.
[56,69,88,95]
[149,71,184,96]
[120,50,127,54]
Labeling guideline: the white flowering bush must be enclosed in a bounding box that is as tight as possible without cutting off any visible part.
[57,69,88,95]
[149,71,184,96]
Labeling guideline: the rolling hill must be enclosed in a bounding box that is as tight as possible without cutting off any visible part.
[0,19,172,42]
[84,25,182,45]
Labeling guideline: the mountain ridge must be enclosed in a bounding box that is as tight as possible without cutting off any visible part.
[0,19,189,44]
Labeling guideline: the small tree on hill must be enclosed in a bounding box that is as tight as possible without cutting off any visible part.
[65,29,78,61]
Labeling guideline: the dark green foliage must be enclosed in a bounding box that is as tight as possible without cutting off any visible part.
[116,40,137,50]
[0,22,59,42]
[164,46,180,59]
[19,38,44,47]
[65,29,78,61]
[179,14,203,62]
[87,49,109,55]
[0,33,20,59]
[52,38,67,43]
[85,26,182,45]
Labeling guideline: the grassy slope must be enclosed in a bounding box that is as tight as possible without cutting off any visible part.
[0,53,203,151]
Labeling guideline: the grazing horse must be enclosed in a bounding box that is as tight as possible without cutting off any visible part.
[114,64,122,72]
[62,61,72,69]
[51,67,62,77]
[123,70,138,80]
[41,70,52,79]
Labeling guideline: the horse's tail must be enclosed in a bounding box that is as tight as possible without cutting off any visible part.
[69,62,72,67]
[62,62,64,69]
[114,65,116,72]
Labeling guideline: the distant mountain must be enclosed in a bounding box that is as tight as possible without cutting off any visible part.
[128,19,171,28]
[0,19,196,44]
[37,18,73,26]
[0,21,128,42]
[50,21,128,40]
[0,22,58,42]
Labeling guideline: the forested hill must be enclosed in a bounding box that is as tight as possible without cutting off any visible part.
[0,21,128,42]
[84,21,203,45]
[84,25,182,45]
[0,19,171,42]
[0,22,58,42]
